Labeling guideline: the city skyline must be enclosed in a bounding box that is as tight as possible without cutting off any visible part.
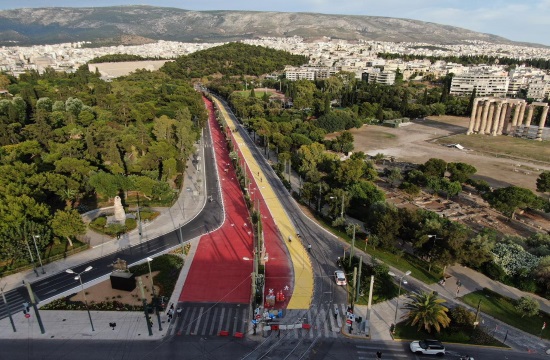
[0,1,549,47]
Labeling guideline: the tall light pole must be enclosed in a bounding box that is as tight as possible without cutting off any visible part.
[329,195,345,219]
[66,266,94,331]
[147,257,162,331]
[388,270,411,333]
[32,235,45,274]
[24,237,38,277]
[427,235,439,273]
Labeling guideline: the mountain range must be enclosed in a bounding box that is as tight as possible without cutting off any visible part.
[0,5,537,47]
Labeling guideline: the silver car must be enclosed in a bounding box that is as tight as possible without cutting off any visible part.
[409,339,445,356]
[334,270,347,286]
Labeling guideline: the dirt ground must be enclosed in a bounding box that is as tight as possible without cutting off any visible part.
[69,271,160,306]
[345,116,550,192]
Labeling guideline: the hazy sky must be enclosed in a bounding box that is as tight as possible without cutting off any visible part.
[1,1,549,46]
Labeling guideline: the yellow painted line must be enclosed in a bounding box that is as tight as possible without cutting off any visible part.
[213,98,314,310]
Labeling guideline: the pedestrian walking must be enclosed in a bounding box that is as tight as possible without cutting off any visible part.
[307,244,312,252]
[376,350,382,359]
[334,308,339,320]
[170,303,174,311]
[177,307,183,317]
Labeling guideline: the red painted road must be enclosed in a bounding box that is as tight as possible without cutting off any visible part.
[179,97,253,303]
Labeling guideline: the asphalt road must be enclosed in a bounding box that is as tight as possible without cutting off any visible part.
[0,121,223,321]
[1,337,544,360]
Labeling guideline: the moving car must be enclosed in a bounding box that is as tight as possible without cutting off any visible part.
[334,270,347,286]
[409,339,445,356]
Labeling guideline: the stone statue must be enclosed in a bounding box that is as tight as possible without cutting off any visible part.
[113,196,126,223]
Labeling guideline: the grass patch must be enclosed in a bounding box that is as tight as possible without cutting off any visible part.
[312,214,440,284]
[437,134,550,164]
[461,288,550,340]
[394,321,507,347]
[130,254,184,298]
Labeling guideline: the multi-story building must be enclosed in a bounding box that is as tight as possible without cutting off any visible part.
[527,79,550,101]
[450,70,509,97]
[284,67,315,81]
[362,70,396,85]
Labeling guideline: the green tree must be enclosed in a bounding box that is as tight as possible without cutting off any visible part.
[485,186,539,218]
[50,209,86,247]
[536,171,550,194]
[402,291,451,333]
[515,296,540,318]
[387,168,403,188]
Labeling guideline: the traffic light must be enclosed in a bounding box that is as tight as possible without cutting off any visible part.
[22,302,30,314]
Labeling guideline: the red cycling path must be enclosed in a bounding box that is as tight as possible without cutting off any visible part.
[179,96,292,307]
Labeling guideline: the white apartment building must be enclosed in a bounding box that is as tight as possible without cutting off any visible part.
[362,70,396,85]
[450,71,509,97]
[284,67,315,81]
[527,79,550,101]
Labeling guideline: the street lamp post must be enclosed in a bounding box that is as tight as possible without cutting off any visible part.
[147,257,162,331]
[388,270,411,333]
[427,235,439,273]
[24,237,38,277]
[66,266,94,331]
[329,195,345,219]
[32,235,45,274]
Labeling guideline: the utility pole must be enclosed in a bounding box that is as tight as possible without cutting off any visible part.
[178,225,185,257]
[474,299,482,329]
[24,237,39,277]
[32,235,45,274]
[349,225,356,267]
[340,194,345,219]
[317,183,322,213]
[1,285,16,332]
[137,194,143,243]
[138,277,153,336]
[366,275,374,336]
[356,256,363,303]
[351,267,357,311]
[24,280,45,334]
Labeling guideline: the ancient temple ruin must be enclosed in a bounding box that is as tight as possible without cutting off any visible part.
[466,97,549,140]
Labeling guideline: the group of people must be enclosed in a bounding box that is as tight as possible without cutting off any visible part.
[166,304,183,322]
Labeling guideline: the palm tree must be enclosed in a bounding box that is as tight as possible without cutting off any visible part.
[402,291,451,333]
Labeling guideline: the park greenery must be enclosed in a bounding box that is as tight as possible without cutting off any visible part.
[2,40,550,307]
[208,63,550,300]
[462,288,550,340]
[0,64,205,275]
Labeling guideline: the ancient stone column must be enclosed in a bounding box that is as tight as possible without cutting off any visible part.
[536,105,549,141]
[474,102,483,132]
[491,102,503,136]
[467,98,480,135]
[478,101,491,135]
[514,102,527,136]
[484,103,495,134]
[510,103,521,129]
[521,105,535,138]
[497,103,509,135]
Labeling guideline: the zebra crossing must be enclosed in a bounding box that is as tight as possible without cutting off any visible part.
[166,302,352,339]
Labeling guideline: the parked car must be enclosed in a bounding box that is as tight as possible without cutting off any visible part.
[409,339,445,356]
[334,270,347,286]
